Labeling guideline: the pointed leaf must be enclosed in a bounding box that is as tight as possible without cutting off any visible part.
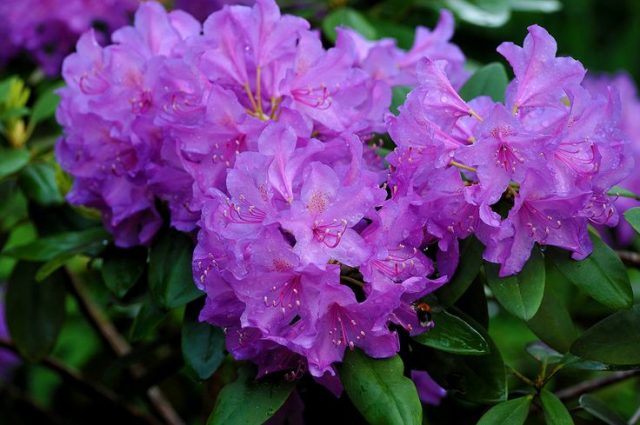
[413,309,489,355]
[459,62,509,102]
[4,227,109,262]
[578,394,626,425]
[548,234,632,309]
[6,262,66,361]
[340,350,422,425]
[570,305,640,365]
[486,248,545,320]
[149,230,202,309]
[182,302,225,380]
[208,366,295,425]
[477,396,532,425]
[540,389,574,425]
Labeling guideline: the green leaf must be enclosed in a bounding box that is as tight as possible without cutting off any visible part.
[207,366,295,425]
[459,62,509,102]
[525,342,564,365]
[340,350,421,425]
[548,234,633,310]
[4,227,109,262]
[391,86,411,115]
[570,305,640,365]
[509,0,561,12]
[18,163,63,206]
[6,262,66,361]
[182,302,225,380]
[540,389,574,425]
[623,207,640,234]
[437,237,484,306]
[148,230,202,309]
[578,394,627,425]
[526,260,577,352]
[130,296,167,342]
[35,252,76,282]
[322,7,377,43]
[608,185,640,201]
[417,312,507,403]
[0,149,30,181]
[486,247,545,320]
[101,246,147,298]
[413,309,489,355]
[29,87,60,128]
[441,0,511,28]
[477,396,532,425]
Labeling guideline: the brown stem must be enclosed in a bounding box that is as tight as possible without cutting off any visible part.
[0,339,157,425]
[617,250,640,267]
[556,369,640,401]
[64,269,185,425]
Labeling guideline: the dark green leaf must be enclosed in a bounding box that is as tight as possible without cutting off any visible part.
[148,230,202,309]
[526,260,577,352]
[35,253,76,281]
[540,389,574,425]
[322,8,377,43]
[486,247,545,320]
[417,312,507,404]
[525,342,564,364]
[548,234,632,309]
[413,309,489,355]
[101,246,147,298]
[578,394,626,425]
[340,350,421,425]
[437,237,484,306]
[18,163,63,206]
[129,297,167,342]
[570,305,640,365]
[477,396,532,425]
[207,366,295,425]
[623,207,640,234]
[29,88,60,127]
[0,149,30,181]
[182,302,225,380]
[4,227,109,262]
[453,277,489,328]
[459,62,509,102]
[6,262,66,361]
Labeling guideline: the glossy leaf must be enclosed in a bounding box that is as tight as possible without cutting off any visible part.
[623,207,640,234]
[437,237,484,306]
[207,366,295,425]
[526,260,577,352]
[548,234,632,310]
[509,0,561,12]
[340,350,421,425]
[477,396,532,425]
[18,163,63,206]
[486,248,545,320]
[418,312,507,404]
[6,262,66,361]
[525,342,564,365]
[322,7,376,42]
[0,148,30,181]
[148,230,202,309]
[441,0,511,28]
[182,302,225,380]
[413,309,489,355]
[459,62,509,102]
[578,394,627,425]
[101,246,147,298]
[540,389,574,425]
[4,227,109,262]
[570,305,640,365]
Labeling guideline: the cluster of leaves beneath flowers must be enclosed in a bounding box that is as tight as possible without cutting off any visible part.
[0,0,640,424]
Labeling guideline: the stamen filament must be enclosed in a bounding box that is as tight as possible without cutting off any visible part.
[450,160,477,173]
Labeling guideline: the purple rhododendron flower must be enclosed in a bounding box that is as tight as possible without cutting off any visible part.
[0,0,139,75]
[585,73,640,246]
[388,25,632,276]
[174,0,255,21]
[411,370,446,405]
[0,297,19,380]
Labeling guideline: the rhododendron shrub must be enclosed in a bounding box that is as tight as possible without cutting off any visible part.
[1,1,640,424]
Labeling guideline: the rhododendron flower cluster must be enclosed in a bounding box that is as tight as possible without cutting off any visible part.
[585,73,640,246]
[387,25,632,276]
[0,0,139,75]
